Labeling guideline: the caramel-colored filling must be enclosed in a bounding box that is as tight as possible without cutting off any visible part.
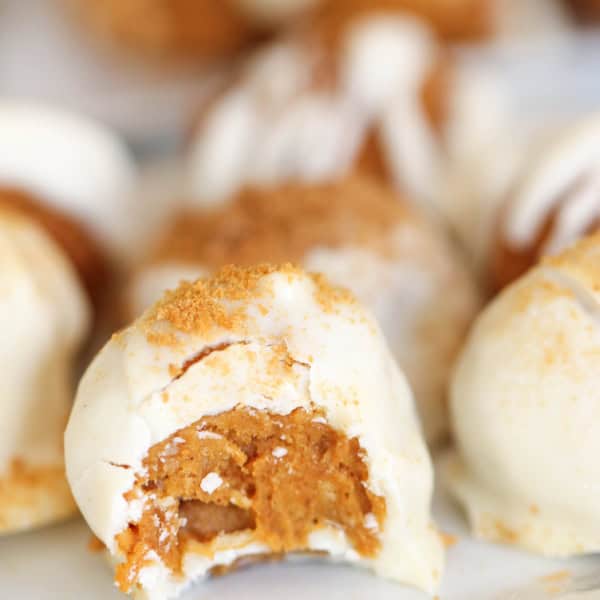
[116,407,385,592]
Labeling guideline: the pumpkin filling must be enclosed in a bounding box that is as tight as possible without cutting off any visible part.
[115,406,386,592]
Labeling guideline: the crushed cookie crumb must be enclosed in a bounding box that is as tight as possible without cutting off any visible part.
[440,531,457,548]
[150,177,412,270]
[142,264,296,344]
[141,263,358,346]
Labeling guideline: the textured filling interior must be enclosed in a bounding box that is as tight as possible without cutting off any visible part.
[115,406,385,592]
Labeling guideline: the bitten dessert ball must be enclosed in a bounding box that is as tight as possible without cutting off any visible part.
[66,264,443,599]
[444,232,600,555]
[0,197,90,534]
[130,177,479,444]
[490,115,600,293]
[65,0,320,61]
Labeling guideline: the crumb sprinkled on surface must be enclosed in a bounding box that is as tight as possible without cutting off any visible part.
[152,177,411,269]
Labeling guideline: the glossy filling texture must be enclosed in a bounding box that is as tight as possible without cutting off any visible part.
[116,407,385,592]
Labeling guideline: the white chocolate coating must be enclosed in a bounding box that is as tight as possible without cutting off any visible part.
[444,234,600,555]
[0,100,138,258]
[503,114,600,256]
[0,212,89,471]
[66,267,443,598]
[186,16,442,211]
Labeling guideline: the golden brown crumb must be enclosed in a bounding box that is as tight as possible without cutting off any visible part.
[152,177,412,270]
[115,406,385,592]
[0,459,77,533]
[142,263,356,345]
[540,570,571,583]
[88,535,106,553]
[440,531,457,548]
[142,263,290,342]
[543,230,600,276]
[540,569,571,594]
[309,272,357,313]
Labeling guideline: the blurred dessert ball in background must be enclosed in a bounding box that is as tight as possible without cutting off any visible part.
[446,112,600,293]
[0,191,88,534]
[64,0,321,61]
[184,6,506,220]
[444,232,600,555]
[0,101,135,534]
[129,177,480,444]
[66,0,565,63]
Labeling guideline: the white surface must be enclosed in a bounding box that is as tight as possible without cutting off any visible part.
[1,478,597,600]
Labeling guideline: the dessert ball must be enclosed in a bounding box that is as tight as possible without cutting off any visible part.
[0,102,136,533]
[66,0,320,61]
[66,264,443,599]
[0,198,90,534]
[186,10,481,214]
[489,115,600,293]
[129,177,479,444]
[444,232,600,555]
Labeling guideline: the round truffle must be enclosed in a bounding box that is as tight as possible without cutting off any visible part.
[0,206,90,534]
[444,232,600,555]
[129,177,480,444]
[66,264,443,598]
